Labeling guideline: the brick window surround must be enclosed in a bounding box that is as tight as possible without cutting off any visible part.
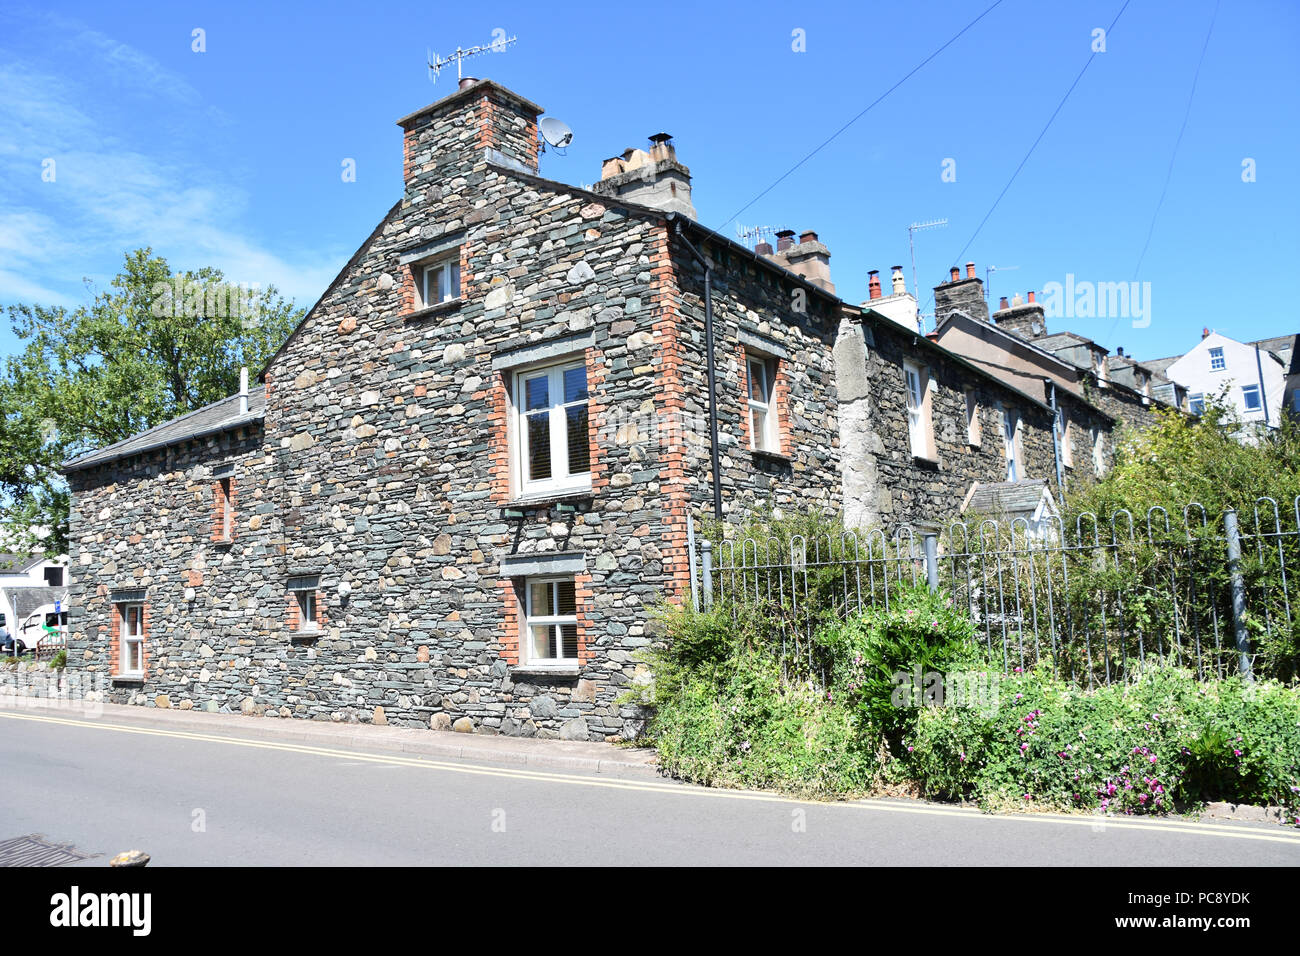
[737,348,792,457]
[286,586,327,634]
[110,601,149,680]
[211,475,235,542]
[497,573,593,668]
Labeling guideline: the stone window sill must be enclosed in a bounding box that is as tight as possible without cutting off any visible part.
[511,666,581,679]
[504,489,594,513]
[912,455,941,470]
[112,675,144,686]
[751,449,792,465]
[404,299,463,322]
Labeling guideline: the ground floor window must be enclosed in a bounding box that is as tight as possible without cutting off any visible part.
[524,577,578,664]
[119,602,145,676]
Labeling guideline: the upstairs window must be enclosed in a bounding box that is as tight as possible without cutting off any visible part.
[1092,425,1106,475]
[43,566,64,587]
[418,255,461,308]
[525,577,579,665]
[213,475,234,541]
[1058,410,1073,467]
[1209,347,1225,371]
[1242,384,1262,411]
[746,356,779,453]
[515,361,591,496]
[964,389,981,446]
[904,362,934,460]
[1001,406,1021,481]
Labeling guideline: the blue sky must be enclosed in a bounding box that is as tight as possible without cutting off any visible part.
[1,0,1296,364]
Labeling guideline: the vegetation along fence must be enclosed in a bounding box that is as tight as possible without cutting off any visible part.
[687,499,1300,687]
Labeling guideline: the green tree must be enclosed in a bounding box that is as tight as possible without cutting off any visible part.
[0,248,301,554]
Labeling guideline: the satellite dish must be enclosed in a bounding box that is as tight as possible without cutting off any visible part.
[540,117,573,150]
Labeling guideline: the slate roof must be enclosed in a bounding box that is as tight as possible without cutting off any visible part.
[3,586,68,623]
[0,553,44,574]
[961,478,1056,518]
[62,387,266,473]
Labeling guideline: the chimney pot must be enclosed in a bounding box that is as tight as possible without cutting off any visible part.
[1202,327,1211,338]
[868,270,882,300]
[965,262,976,279]
[1012,292,1023,307]
[799,230,818,245]
[238,367,249,416]
[891,265,906,295]
[999,296,1009,310]
[458,76,478,91]
[776,229,796,252]
[1117,346,1125,357]
[1027,290,1035,304]
[949,267,960,282]
[755,241,773,256]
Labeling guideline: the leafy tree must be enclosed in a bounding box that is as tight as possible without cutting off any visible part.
[0,248,301,554]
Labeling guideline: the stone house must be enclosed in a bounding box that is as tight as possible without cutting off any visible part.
[62,77,1142,735]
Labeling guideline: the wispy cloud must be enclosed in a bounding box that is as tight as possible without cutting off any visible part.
[0,14,339,316]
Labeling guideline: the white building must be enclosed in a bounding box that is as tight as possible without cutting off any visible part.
[0,552,70,648]
[1151,330,1295,429]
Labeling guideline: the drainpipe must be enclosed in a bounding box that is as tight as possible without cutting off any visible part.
[674,223,723,521]
[1047,379,1065,497]
[1254,344,1270,427]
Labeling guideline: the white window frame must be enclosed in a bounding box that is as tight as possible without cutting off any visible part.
[1001,406,1020,481]
[1241,384,1262,412]
[1058,410,1073,467]
[964,389,981,446]
[523,576,579,666]
[512,359,592,498]
[904,362,931,459]
[119,602,145,677]
[1209,346,1225,371]
[419,255,461,307]
[746,355,778,453]
[1189,392,1205,415]
[1092,425,1106,475]
[293,588,319,632]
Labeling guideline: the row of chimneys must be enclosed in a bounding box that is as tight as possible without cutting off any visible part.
[866,266,908,299]
[754,230,820,256]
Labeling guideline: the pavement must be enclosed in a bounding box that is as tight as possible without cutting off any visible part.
[1,698,1298,866]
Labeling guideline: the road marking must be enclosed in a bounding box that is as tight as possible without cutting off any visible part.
[3,709,1299,847]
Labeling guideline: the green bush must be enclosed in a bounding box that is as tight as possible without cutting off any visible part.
[905,663,1300,819]
[816,586,980,750]
[48,649,67,669]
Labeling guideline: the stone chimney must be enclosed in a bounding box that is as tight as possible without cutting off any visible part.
[933,262,987,325]
[396,78,542,190]
[765,229,834,293]
[991,290,1048,340]
[590,132,697,219]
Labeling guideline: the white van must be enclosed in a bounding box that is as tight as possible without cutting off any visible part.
[7,604,67,657]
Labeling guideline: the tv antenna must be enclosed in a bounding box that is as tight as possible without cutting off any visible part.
[428,35,517,83]
[908,218,948,325]
[735,224,784,249]
[984,264,1020,303]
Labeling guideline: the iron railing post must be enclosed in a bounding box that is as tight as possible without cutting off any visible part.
[922,531,939,593]
[1223,508,1254,681]
[701,540,714,610]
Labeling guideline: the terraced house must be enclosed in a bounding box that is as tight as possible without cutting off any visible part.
[63,77,1138,737]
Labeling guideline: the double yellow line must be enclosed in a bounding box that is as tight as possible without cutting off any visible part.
[3,708,1298,847]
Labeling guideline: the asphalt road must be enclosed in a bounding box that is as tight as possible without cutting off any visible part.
[1,707,1297,866]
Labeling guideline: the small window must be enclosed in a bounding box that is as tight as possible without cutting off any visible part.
[524,577,579,665]
[514,360,591,496]
[1189,392,1205,415]
[1092,426,1106,475]
[43,566,64,587]
[1209,347,1225,371]
[904,362,933,460]
[418,255,461,308]
[1242,384,1262,411]
[1002,407,1020,481]
[1058,411,1073,467]
[964,390,981,446]
[215,476,234,541]
[294,589,318,632]
[119,602,145,676]
[747,356,778,453]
